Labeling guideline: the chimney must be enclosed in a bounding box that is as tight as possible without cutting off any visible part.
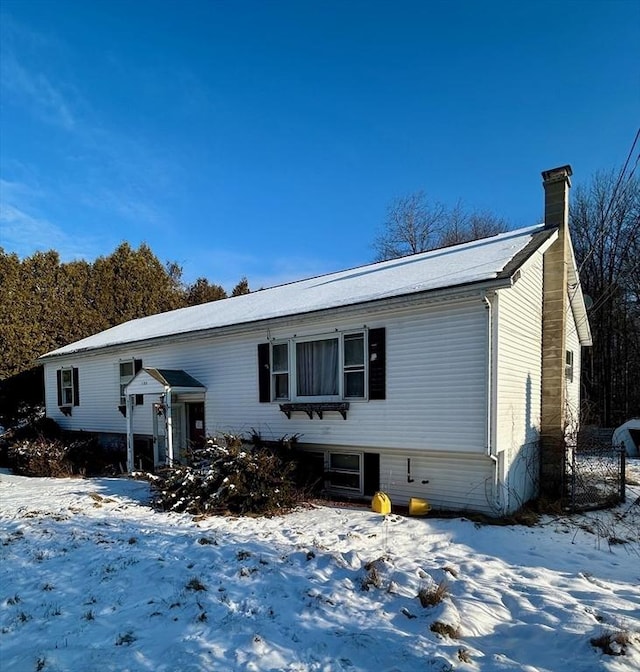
[540,164,572,500]
[542,165,572,230]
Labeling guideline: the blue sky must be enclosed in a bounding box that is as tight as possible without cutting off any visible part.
[1,0,638,291]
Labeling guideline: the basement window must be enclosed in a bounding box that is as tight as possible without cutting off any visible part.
[326,453,361,492]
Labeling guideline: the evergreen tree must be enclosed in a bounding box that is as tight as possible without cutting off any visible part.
[231,277,250,296]
[0,249,27,378]
[91,242,185,330]
[186,278,227,306]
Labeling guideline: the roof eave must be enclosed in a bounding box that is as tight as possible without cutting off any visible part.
[566,235,593,346]
[38,275,518,361]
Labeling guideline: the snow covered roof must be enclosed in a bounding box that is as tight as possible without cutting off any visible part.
[125,368,206,397]
[41,224,554,358]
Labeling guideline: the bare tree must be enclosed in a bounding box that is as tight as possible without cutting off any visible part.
[570,169,640,427]
[373,191,507,261]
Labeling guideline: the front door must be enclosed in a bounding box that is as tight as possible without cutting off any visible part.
[187,402,206,448]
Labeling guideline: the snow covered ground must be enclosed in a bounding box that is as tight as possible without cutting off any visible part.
[1,464,639,672]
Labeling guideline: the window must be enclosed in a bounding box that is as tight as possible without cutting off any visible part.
[296,337,339,397]
[61,368,74,405]
[283,332,365,400]
[327,453,361,491]
[565,350,574,383]
[258,327,385,404]
[272,343,289,400]
[56,367,79,412]
[119,360,134,404]
[343,333,365,398]
[119,359,143,406]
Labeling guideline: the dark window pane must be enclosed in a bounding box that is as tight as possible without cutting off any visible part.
[120,361,134,378]
[330,453,360,471]
[273,343,288,372]
[274,373,289,400]
[328,471,360,490]
[344,334,364,366]
[344,371,365,398]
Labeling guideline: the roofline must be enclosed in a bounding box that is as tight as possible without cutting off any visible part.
[39,226,557,362]
[496,227,557,279]
[39,274,518,361]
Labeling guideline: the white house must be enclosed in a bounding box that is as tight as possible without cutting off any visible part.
[39,166,591,515]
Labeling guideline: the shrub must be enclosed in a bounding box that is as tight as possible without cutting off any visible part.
[7,431,114,477]
[430,621,460,638]
[591,630,633,656]
[8,436,73,477]
[149,435,303,516]
[418,579,450,607]
[185,577,207,592]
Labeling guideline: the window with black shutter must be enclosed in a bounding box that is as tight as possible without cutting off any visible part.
[257,327,386,403]
[57,366,79,415]
[119,358,144,406]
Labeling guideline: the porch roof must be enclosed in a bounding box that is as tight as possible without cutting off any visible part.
[125,368,206,396]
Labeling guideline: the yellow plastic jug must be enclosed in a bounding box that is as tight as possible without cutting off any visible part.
[409,497,431,516]
[371,491,391,515]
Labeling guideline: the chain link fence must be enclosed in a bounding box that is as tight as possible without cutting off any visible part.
[564,429,626,512]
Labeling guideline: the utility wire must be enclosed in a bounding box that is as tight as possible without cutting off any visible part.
[575,126,639,279]
[566,127,640,339]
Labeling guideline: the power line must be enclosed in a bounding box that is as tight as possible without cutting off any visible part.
[565,129,640,340]
[575,126,640,279]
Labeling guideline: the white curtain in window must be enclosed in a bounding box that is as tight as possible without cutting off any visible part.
[297,339,339,396]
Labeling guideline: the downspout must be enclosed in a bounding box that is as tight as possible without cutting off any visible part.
[484,292,501,510]
[126,393,134,473]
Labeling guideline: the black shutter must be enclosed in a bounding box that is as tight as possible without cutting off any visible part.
[72,367,80,406]
[368,327,386,400]
[258,343,270,402]
[363,452,380,496]
[134,359,144,405]
[56,369,63,406]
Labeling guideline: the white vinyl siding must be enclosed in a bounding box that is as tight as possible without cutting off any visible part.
[377,449,495,514]
[44,295,488,455]
[565,304,581,433]
[46,357,158,436]
[494,252,544,509]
